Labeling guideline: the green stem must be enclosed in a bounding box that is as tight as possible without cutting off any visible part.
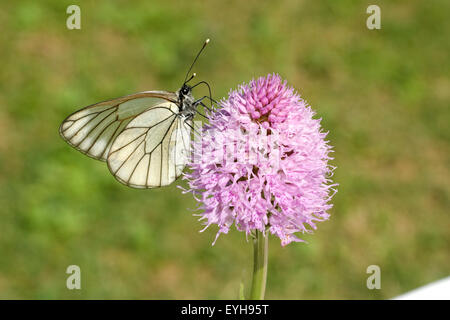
[249,230,268,300]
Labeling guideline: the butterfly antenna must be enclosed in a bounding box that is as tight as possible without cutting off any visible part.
[183,38,210,84]
[185,73,196,84]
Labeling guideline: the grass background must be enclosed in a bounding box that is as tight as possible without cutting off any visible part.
[0,0,448,299]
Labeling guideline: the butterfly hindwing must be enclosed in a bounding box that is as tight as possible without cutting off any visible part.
[107,102,192,188]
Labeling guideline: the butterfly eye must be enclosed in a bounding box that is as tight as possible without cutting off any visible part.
[182,87,189,95]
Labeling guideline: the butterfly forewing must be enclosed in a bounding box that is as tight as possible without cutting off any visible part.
[59,91,177,161]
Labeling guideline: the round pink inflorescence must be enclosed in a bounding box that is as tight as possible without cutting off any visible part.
[183,74,337,246]
[241,74,294,125]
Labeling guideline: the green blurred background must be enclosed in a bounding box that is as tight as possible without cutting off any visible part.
[0,0,448,299]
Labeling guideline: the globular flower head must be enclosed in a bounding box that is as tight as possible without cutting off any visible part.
[183,74,337,246]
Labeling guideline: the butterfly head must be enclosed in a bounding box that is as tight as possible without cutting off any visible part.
[180,83,191,97]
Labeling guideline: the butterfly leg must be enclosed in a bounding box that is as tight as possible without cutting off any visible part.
[191,80,216,109]
[195,102,218,120]
[194,96,212,111]
[194,95,218,104]
[194,96,219,115]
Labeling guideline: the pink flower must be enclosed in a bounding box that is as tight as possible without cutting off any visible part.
[183,74,337,246]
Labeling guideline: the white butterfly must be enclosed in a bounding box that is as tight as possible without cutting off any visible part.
[59,39,213,189]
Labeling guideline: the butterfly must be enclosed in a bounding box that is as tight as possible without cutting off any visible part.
[59,39,214,189]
